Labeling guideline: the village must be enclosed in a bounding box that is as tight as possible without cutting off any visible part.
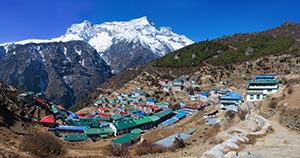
[19,72,279,151]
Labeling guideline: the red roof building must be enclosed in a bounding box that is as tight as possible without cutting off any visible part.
[40,115,55,124]
[99,113,111,118]
[76,111,85,116]
[57,105,66,111]
[99,107,110,113]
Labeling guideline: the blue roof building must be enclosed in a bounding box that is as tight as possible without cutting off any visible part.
[220,91,243,106]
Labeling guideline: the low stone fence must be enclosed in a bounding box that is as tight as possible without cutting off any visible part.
[200,114,272,158]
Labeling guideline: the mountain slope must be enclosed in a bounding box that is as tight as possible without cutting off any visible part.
[153,24,296,68]
[96,21,300,92]
[0,41,111,108]
[1,16,193,73]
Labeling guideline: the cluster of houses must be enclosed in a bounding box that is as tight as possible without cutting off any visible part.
[35,74,280,147]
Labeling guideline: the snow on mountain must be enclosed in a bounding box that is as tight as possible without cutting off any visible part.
[1,16,193,56]
[55,16,194,56]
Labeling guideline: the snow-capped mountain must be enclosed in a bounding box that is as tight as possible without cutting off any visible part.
[56,16,193,54]
[1,16,193,73]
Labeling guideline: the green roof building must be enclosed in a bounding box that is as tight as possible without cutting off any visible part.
[84,128,114,140]
[154,109,174,124]
[111,133,141,146]
[112,119,137,135]
[246,77,279,102]
[62,134,87,141]
[110,115,123,122]
[133,117,153,130]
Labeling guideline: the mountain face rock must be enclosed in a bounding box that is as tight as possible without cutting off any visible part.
[0,46,5,59]
[1,16,193,73]
[102,39,162,73]
[0,41,111,108]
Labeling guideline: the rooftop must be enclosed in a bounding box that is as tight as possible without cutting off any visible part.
[133,117,153,125]
[248,79,278,85]
[154,109,173,118]
[111,133,140,145]
[113,119,137,130]
[220,91,243,100]
[84,128,113,135]
[62,134,87,141]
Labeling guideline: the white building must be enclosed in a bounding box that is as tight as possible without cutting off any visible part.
[246,75,279,101]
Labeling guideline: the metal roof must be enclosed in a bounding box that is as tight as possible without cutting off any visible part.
[131,128,144,134]
[84,128,113,135]
[62,134,87,141]
[220,91,242,100]
[111,133,140,145]
[255,74,275,79]
[133,117,152,125]
[248,79,278,85]
[148,116,160,122]
[113,119,137,130]
[56,125,88,131]
[154,109,173,118]
[110,114,123,121]
[155,133,191,147]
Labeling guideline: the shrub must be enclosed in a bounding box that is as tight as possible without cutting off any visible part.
[237,107,248,120]
[287,87,293,94]
[225,110,236,120]
[135,140,169,156]
[268,100,278,109]
[20,131,64,157]
[107,145,129,157]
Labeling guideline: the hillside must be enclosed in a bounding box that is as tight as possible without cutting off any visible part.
[86,21,300,93]
[153,33,294,68]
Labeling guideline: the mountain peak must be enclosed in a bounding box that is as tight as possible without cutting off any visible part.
[129,16,154,26]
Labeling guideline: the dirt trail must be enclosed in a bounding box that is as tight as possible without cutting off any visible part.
[240,119,300,158]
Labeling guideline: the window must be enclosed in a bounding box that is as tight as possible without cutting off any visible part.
[263,94,266,99]
[250,95,254,99]
[257,95,260,100]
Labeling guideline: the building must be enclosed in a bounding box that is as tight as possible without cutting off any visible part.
[111,133,141,147]
[172,79,184,91]
[184,101,209,111]
[111,119,137,136]
[154,109,175,124]
[246,74,279,101]
[220,91,243,109]
[62,134,87,141]
[55,125,88,136]
[159,79,169,85]
[84,128,114,140]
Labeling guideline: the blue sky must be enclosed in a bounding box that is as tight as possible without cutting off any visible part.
[0,0,299,43]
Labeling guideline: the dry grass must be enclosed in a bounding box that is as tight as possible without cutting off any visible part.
[107,145,129,157]
[134,140,170,156]
[268,100,278,109]
[237,107,248,120]
[287,87,293,94]
[19,131,64,158]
